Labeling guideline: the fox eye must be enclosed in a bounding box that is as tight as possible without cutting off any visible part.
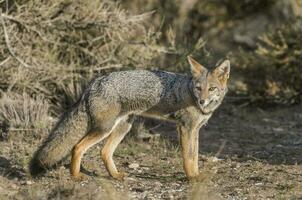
[209,87,216,91]
[195,86,202,91]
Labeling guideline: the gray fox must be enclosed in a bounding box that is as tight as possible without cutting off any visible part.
[30,56,230,180]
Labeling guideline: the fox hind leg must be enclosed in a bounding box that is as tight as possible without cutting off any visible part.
[71,115,122,180]
[101,116,133,180]
[70,129,112,180]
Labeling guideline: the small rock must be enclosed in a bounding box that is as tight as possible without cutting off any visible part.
[26,180,34,185]
[124,177,136,181]
[154,181,162,186]
[129,163,139,169]
[131,187,144,193]
[21,180,34,185]
[138,153,146,157]
[11,184,19,189]
[273,127,284,132]
[171,182,180,187]
[255,182,263,186]
[80,181,89,186]
[141,191,148,199]
[210,156,223,162]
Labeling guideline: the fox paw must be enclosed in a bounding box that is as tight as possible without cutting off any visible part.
[188,174,206,183]
[111,172,125,181]
[71,173,86,182]
[186,172,201,181]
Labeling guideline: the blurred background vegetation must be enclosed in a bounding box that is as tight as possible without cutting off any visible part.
[0,0,301,135]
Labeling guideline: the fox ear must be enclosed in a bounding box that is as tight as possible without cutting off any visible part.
[188,56,207,78]
[213,60,230,84]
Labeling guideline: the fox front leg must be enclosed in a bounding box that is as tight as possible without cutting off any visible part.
[178,124,200,179]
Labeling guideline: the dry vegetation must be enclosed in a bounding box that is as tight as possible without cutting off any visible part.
[237,19,302,104]
[0,0,302,199]
[0,0,169,112]
[122,0,302,104]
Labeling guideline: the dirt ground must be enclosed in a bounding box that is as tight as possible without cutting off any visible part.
[0,102,302,200]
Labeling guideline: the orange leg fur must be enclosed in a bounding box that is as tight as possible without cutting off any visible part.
[178,125,200,179]
[101,121,132,180]
[71,130,108,180]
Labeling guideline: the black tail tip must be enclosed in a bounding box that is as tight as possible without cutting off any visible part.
[29,158,46,177]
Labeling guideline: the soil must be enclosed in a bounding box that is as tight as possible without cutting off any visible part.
[0,103,302,199]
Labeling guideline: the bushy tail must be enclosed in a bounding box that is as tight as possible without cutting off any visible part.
[29,101,89,176]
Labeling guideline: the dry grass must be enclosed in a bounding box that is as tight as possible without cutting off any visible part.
[0,0,169,113]
[0,92,51,131]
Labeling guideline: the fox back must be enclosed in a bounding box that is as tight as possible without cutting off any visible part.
[87,70,194,115]
[85,57,230,116]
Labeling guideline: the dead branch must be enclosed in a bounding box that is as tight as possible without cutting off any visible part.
[0,56,11,66]
[0,12,33,69]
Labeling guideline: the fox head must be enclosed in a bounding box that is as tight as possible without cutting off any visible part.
[188,56,230,114]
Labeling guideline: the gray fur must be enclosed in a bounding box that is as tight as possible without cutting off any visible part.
[87,70,195,115]
[30,64,229,177]
[30,101,90,175]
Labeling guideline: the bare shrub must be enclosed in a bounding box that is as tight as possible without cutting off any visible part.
[0,0,167,112]
[236,19,302,104]
[0,92,51,130]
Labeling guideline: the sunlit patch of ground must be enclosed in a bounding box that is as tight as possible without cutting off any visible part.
[1,104,301,199]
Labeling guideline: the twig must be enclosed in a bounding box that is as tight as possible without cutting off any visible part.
[214,139,227,158]
[5,0,8,14]
[2,14,108,68]
[0,56,11,66]
[9,128,35,131]
[1,14,131,70]
[94,64,123,71]
[0,12,33,69]
[148,123,163,131]
[1,13,50,44]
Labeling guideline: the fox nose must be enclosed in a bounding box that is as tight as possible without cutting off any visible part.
[199,100,205,105]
